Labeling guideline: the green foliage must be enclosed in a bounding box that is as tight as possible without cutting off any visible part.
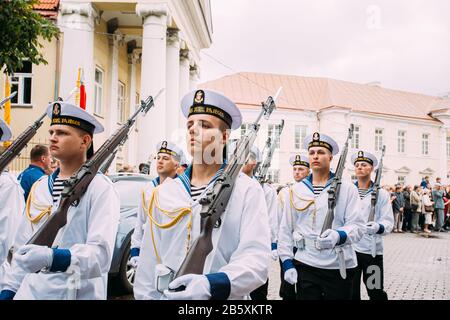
[0,0,59,75]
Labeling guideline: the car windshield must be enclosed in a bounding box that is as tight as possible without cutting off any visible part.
[113,179,148,208]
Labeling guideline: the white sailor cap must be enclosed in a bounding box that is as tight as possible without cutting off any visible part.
[0,118,12,142]
[181,89,242,130]
[351,150,378,168]
[303,132,339,155]
[227,139,262,163]
[156,140,184,161]
[46,102,104,134]
[289,154,310,168]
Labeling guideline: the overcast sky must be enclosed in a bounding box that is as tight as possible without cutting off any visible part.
[199,0,450,96]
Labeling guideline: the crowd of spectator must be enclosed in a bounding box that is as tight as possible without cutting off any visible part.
[383,176,449,234]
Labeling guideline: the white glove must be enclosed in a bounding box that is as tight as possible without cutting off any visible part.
[14,244,53,273]
[284,268,298,285]
[164,274,211,300]
[365,222,380,235]
[271,249,278,261]
[128,256,139,268]
[315,229,340,250]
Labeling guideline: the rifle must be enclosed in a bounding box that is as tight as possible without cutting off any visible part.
[0,113,46,173]
[319,124,354,279]
[0,91,17,108]
[98,149,119,174]
[368,145,386,257]
[26,89,164,247]
[255,119,285,184]
[174,87,282,280]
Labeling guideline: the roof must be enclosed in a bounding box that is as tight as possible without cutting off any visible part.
[33,0,59,19]
[200,72,449,122]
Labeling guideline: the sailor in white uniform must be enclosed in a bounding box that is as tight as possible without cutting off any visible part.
[278,132,364,300]
[133,89,270,300]
[351,150,393,300]
[0,120,25,291]
[277,153,310,300]
[0,102,120,300]
[129,141,184,269]
[236,143,277,300]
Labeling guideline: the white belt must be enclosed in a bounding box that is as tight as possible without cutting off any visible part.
[293,231,348,279]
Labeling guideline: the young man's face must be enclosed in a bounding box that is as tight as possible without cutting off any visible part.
[48,125,91,161]
[308,147,332,171]
[293,165,309,182]
[156,153,179,176]
[186,114,229,164]
[354,161,373,178]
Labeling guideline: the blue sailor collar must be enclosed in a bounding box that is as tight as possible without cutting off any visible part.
[178,162,227,196]
[301,171,336,195]
[354,180,374,193]
[152,174,178,187]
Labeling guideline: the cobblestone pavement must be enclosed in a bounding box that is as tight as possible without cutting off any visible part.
[268,231,450,300]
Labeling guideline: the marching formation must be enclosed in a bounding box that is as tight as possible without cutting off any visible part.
[0,88,394,300]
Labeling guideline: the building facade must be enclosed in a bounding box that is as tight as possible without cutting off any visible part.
[1,0,212,173]
[201,72,450,186]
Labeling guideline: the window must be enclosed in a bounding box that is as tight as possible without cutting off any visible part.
[267,169,280,183]
[117,81,126,123]
[397,176,406,185]
[397,130,406,153]
[375,128,384,151]
[268,124,282,149]
[10,61,32,105]
[94,67,103,115]
[294,125,307,149]
[447,137,450,159]
[351,125,360,149]
[422,133,429,155]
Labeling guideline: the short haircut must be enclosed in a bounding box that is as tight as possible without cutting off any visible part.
[30,144,49,162]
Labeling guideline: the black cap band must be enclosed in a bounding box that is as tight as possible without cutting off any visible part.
[189,104,232,128]
[0,127,3,139]
[51,115,95,135]
[293,161,309,168]
[308,141,333,153]
[354,157,373,166]
[158,148,177,156]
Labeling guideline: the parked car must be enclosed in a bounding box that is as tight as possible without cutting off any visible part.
[107,173,154,294]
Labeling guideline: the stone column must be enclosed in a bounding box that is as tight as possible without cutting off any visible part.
[59,1,97,111]
[189,64,200,91]
[127,50,140,168]
[136,2,168,164]
[166,28,181,134]
[178,48,191,130]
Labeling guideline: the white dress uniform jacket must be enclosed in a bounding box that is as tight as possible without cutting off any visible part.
[261,183,279,245]
[353,186,394,255]
[131,178,159,253]
[2,172,120,300]
[0,172,24,288]
[278,173,364,269]
[134,168,271,300]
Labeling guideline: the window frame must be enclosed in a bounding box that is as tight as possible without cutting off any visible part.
[94,67,104,116]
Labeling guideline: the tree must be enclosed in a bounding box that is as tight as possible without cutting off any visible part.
[0,0,59,75]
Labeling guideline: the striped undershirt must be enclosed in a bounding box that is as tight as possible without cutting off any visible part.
[191,183,207,202]
[313,185,325,196]
[358,188,371,199]
[52,177,67,203]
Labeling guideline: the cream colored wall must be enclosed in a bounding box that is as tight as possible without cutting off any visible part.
[1,37,58,144]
